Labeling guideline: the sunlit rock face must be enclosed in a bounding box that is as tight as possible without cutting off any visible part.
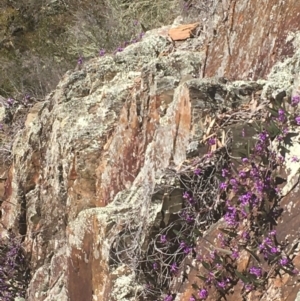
[1,1,300,300]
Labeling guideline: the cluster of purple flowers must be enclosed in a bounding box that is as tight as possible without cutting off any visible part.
[224,204,238,227]
[142,94,300,301]
[187,95,300,299]
[258,233,281,259]
[249,266,262,278]
[0,234,28,300]
[292,95,300,106]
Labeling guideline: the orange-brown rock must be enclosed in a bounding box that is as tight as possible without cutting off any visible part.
[168,23,200,41]
[1,1,300,301]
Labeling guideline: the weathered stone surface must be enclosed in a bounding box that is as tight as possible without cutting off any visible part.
[178,0,300,80]
[1,1,300,301]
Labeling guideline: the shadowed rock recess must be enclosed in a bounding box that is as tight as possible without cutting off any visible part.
[2,1,300,301]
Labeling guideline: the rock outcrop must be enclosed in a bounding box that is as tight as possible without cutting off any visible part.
[1,1,300,301]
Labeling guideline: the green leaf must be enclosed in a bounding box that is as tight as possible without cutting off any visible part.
[196,275,207,282]
[247,121,261,133]
[238,151,248,158]
[266,106,279,117]
[212,269,222,278]
[244,205,250,214]
[244,247,260,263]
[173,229,181,237]
[218,228,238,238]
[267,119,281,137]
[247,140,251,157]
[192,283,200,290]
[251,277,265,286]
[193,228,203,238]
[278,144,290,154]
[280,266,296,276]
[269,254,281,265]
[202,261,211,270]
[235,270,251,283]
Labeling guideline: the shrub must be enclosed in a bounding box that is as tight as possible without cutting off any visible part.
[65,0,181,57]
[110,91,300,300]
[0,232,29,301]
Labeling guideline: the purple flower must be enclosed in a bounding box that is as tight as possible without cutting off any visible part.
[180,242,186,249]
[243,283,254,292]
[220,182,227,190]
[224,206,238,227]
[164,295,173,301]
[255,180,264,193]
[291,156,299,162]
[188,197,195,205]
[239,171,247,178]
[239,192,252,205]
[198,288,208,299]
[242,157,249,163]
[279,257,289,266]
[295,116,300,125]
[217,280,227,289]
[6,98,14,105]
[208,137,216,145]
[222,168,228,177]
[242,231,250,240]
[278,108,286,122]
[258,131,268,142]
[292,95,300,106]
[269,230,276,236]
[264,236,273,246]
[232,249,239,259]
[270,246,280,254]
[185,215,194,222]
[133,20,139,25]
[230,178,238,188]
[249,266,262,277]
[255,143,263,153]
[170,262,178,273]
[184,247,192,254]
[24,94,30,103]
[277,135,283,141]
[153,262,158,270]
[194,168,202,175]
[77,56,83,65]
[116,46,124,52]
[183,191,190,199]
[210,250,216,259]
[205,152,213,159]
[242,128,245,137]
[250,165,259,177]
[160,235,167,244]
[99,49,106,56]
[189,297,196,301]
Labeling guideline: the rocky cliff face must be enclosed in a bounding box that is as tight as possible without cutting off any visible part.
[1,1,300,301]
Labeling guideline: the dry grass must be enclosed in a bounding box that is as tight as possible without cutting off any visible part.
[65,0,181,56]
